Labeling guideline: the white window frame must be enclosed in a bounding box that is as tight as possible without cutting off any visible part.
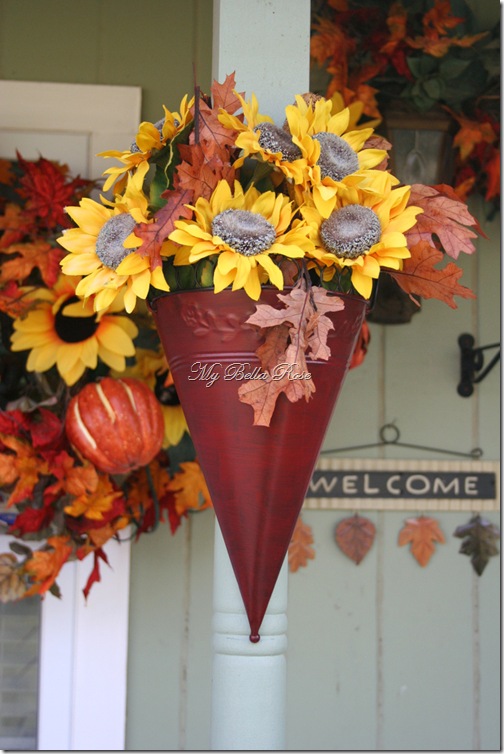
[0,80,141,750]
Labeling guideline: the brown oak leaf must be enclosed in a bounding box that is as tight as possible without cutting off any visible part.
[335,514,376,564]
[288,515,315,572]
[175,142,236,200]
[237,284,345,426]
[389,240,476,308]
[398,515,445,567]
[134,189,193,269]
[210,72,244,116]
[0,553,28,602]
[406,183,483,259]
[453,514,500,576]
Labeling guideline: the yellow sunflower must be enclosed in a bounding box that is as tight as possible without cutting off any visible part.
[10,275,138,386]
[112,347,189,448]
[168,180,313,300]
[58,162,169,313]
[285,94,389,215]
[302,175,423,299]
[218,92,308,183]
[98,95,194,192]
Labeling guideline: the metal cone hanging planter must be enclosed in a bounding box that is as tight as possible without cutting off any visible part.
[151,287,366,640]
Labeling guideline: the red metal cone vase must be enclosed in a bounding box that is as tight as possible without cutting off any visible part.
[151,288,366,639]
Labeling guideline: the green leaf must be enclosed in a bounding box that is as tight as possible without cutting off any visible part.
[407,55,438,79]
[439,57,471,80]
[422,77,445,102]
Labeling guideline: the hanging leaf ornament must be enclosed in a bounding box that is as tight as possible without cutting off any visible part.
[335,513,376,564]
[453,515,500,576]
[398,515,445,567]
[288,515,315,572]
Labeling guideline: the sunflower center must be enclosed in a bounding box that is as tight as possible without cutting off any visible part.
[313,132,359,182]
[212,209,276,257]
[95,214,137,270]
[254,122,302,161]
[54,296,99,343]
[320,205,382,259]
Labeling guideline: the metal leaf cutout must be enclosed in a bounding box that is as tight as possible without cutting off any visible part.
[398,515,445,567]
[334,514,376,564]
[288,514,315,572]
[453,514,500,576]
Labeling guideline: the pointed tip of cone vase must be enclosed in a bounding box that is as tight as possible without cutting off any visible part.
[152,288,366,636]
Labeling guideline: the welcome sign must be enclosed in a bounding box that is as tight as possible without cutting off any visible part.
[304,459,500,511]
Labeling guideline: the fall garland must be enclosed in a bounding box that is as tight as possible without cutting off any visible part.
[0,155,211,601]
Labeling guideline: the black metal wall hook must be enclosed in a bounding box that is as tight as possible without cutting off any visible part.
[321,422,483,459]
[457,333,500,397]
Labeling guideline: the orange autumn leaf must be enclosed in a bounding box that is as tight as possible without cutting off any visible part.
[452,117,496,161]
[0,281,34,317]
[389,241,475,308]
[64,474,124,520]
[87,518,129,549]
[335,514,376,564]
[0,204,27,248]
[24,536,73,596]
[398,516,445,567]
[422,0,464,35]
[1,240,65,286]
[168,461,212,515]
[0,434,50,505]
[288,515,315,573]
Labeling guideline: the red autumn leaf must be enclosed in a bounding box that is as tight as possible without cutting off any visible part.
[288,515,315,572]
[389,240,476,308]
[28,408,64,450]
[238,284,345,426]
[9,505,55,536]
[0,241,65,287]
[484,148,500,202]
[406,183,483,259]
[134,189,194,269]
[81,547,110,601]
[16,153,92,230]
[335,514,376,564]
[349,320,370,369]
[398,515,445,567]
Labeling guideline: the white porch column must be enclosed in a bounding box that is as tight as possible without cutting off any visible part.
[211,1,311,749]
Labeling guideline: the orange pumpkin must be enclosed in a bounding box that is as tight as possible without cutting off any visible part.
[65,377,165,474]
